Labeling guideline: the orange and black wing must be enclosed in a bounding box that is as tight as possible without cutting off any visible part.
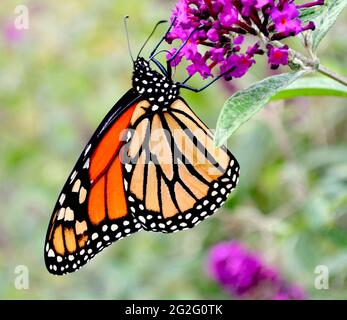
[44,90,144,275]
[123,98,239,232]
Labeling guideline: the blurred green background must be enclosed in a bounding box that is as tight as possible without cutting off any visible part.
[1,0,347,299]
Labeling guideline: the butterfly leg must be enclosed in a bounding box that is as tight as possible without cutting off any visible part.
[149,17,177,59]
[178,66,237,93]
[151,57,169,78]
[166,26,202,65]
[177,75,224,92]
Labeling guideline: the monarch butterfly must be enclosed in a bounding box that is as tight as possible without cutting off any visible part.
[44,19,240,275]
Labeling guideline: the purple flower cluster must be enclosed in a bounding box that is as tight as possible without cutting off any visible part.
[166,0,324,79]
[207,241,306,300]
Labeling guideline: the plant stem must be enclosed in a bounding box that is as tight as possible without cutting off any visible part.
[317,64,347,86]
[255,27,347,87]
[271,39,347,87]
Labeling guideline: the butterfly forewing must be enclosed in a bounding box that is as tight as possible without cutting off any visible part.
[44,90,143,275]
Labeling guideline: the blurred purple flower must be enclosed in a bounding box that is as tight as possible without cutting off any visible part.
[274,285,307,300]
[207,241,306,300]
[3,20,25,44]
[166,0,324,80]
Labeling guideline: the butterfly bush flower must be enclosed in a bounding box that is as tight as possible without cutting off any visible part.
[3,20,25,44]
[207,241,306,300]
[267,44,289,69]
[166,0,324,79]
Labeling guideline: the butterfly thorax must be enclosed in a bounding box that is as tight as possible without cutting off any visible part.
[132,57,179,109]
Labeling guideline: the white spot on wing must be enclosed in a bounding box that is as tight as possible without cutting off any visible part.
[139,216,146,224]
[48,249,55,257]
[59,194,66,205]
[83,158,90,169]
[192,217,199,224]
[84,144,91,156]
[70,171,77,184]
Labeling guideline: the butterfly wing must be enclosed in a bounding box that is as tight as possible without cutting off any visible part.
[44,90,145,275]
[123,98,239,233]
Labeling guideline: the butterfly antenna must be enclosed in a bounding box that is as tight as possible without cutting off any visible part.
[137,20,167,59]
[124,16,135,62]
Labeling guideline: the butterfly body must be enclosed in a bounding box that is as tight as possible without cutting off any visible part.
[45,54,239,275]
[132,58,179,107]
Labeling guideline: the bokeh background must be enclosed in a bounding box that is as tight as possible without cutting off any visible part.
[1,0,347,299]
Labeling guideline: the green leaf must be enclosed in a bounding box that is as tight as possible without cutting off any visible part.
[214,71,305,147]
[271,76,347,100]
[312,0,347,51]
[299,6,325,22]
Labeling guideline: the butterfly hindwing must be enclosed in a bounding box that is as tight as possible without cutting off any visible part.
[123,98,239,233]
[44,90,143,275]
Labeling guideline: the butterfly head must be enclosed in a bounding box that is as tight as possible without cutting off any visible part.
[132,57,179,107]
